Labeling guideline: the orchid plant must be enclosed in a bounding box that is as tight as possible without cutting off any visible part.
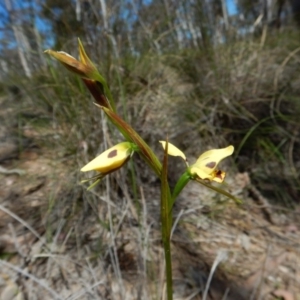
[45,40,240,300]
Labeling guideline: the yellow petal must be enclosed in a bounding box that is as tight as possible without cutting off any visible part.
[81,142,133,173]
[159,141,186,161]
[194,145,234,174]
[190,166,213,180]
[190,167,226,183]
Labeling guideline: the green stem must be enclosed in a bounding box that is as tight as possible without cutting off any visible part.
[161,141,173,300]
[163,235,173,300]
[161,197,173,300]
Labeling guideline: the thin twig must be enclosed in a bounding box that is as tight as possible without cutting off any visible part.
[203,250,228,300]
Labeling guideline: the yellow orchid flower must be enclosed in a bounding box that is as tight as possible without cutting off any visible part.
[45,39,114,110]
[160,141,234,183]
[44,50,96,78]
[81,142,135,174]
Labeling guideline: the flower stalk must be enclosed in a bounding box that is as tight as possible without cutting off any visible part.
[161,140,173,300]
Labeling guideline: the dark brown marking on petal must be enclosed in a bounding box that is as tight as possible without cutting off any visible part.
[215,170,224,180]
[108,149,118,158]
[206,161,216,169]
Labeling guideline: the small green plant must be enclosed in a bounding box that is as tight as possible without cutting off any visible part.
[45,39,240,300]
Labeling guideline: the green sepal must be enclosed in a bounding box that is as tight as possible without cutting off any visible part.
[81,173,105,190]
[195,178,242,204]
[86,179,102,190]
[171,171,191,209]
